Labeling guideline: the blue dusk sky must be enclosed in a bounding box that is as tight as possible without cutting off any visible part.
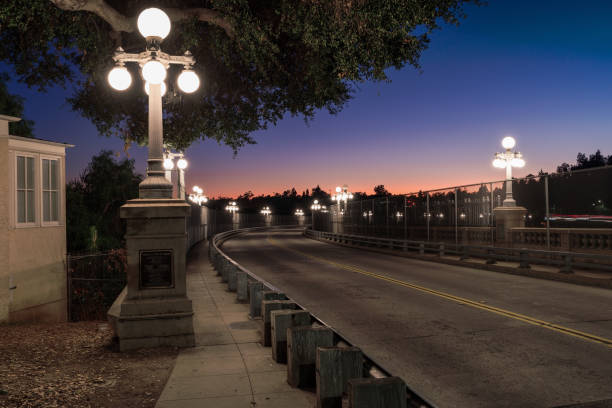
[4,0,612,197]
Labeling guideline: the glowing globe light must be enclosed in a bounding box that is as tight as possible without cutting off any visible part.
[336,186,342,193]
[511,157,526,168]
[163,158,174,170]
[501,136,516,150]
[142,60,166,84]
[177,158,188,170]
[492,158,506,168]
[177,70,200,93]
[144,81,167,96]
[107,66,132,91]
[137,8,171,40]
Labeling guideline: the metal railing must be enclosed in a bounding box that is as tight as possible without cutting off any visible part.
[313,165,612,253]
[210,226,437,408]
[66,249,127,321]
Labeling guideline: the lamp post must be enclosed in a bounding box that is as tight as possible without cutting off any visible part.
[310,199,322,230]
[332,185,353,213]
[226,201,239,213]
[492,136,525,207]
[188,186,208,205]
[295,209,304,216]
[261,206,272,216]
[107,8,200,199]
[163,150,188,199]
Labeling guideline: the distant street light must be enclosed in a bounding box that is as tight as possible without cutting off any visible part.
[310,199,322,211]
[226,201,239,213]
[261,206,272,216]
[492,136,525,207]
[188,186,208,205]
[163,150,188,199]
[107,7,200,198]
[295,209,304,216]
[332,185,353,213]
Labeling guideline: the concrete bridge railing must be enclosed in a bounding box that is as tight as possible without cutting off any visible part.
[305,229,612,286]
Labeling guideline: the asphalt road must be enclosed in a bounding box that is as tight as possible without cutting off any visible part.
[221,230,612,408]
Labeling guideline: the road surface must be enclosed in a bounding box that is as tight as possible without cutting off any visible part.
[221,230,612,408]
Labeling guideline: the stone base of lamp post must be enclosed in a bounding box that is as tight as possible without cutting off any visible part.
[139,174,174,199]
[493,206,527,245]
[108,198,194,351]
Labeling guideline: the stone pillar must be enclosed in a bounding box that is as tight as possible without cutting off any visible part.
[271,309,311,363]
[493,206,527,246]
[108,199,194,351]
[317,347,363,408]
[287,326,334,388]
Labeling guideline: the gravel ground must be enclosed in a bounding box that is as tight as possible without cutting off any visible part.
[0,321,178,408]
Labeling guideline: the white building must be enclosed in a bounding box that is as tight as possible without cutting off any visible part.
[0,115,73,323]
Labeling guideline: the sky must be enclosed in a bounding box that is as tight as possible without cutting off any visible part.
[5,0,612,198]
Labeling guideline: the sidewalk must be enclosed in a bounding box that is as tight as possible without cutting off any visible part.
[155,242,315,408]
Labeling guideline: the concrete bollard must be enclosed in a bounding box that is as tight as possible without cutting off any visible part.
[249,282,264,317]
[220,260,229,282]
[227,265,237,292]
[262,300,296,347]
[271,310,311,363]
[347,377,407,408]
[316,347,363,408]
[236,271,249,302]
[287,326,334,388]
[262,290,287,301]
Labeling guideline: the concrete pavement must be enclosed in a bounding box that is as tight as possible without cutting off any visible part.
[155,241,315,408]
[222,230,612,408]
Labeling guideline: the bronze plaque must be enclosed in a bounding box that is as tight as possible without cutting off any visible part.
[140,250,174,288]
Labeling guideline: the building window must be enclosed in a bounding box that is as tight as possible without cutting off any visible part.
[16,155,35,224]
[42,158,60,222]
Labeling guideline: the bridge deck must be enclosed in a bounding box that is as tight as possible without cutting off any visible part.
[222,230,612,408]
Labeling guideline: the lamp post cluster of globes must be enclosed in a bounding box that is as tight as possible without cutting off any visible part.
[107,8,200,95]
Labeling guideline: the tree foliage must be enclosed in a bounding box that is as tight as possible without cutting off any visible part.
[0,74,35,137]
[0,0,478,151]
[66,150,142,252]
[373,184,390,196]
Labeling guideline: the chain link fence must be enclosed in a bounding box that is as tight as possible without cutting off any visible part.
[314,166,612,253]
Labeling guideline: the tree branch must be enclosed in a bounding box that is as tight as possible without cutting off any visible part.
[50,1,235,38]
[165,8,235,38]
[50,0,135,32]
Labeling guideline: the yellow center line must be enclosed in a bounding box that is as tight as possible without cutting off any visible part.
[267,237,612,348]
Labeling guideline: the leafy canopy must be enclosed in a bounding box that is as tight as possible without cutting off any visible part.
[0,73,35,137]
[0,0,478,151]
[66,150,142,252]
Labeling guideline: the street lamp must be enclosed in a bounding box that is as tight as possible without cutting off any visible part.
[188,186,208,205]
[492,136,525,207]
[332,185,353,213]
[107,7,200,198]
[226,201,239,213]
[295,209,304,216]
[310,199,322,211]
[261,206,272,216]
[163,149,188,199]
